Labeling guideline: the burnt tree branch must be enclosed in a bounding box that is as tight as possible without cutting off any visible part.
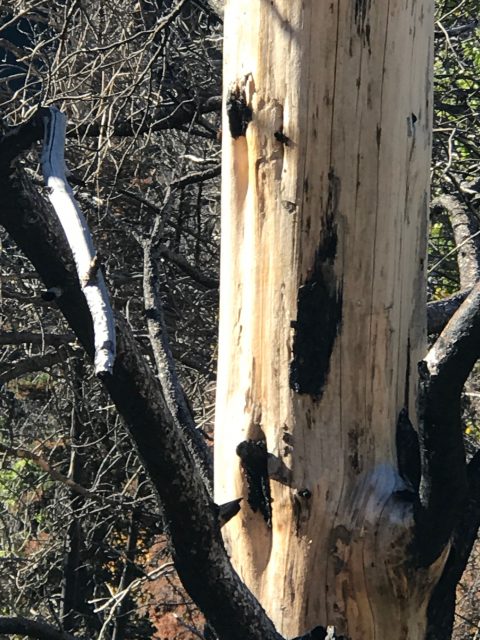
[0,617,82,640]
[427,288,471,334]
[74,96,221,139]
[62,357,89,633]
[143,212,213,493]
[426,450,480,640]
[0,331,77,347]
[171,163,221,189]
[159,245,219,289]
[415,282,480,565]
[0,350,72,385]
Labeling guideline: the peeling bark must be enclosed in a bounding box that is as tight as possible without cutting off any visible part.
[41,107,115,376]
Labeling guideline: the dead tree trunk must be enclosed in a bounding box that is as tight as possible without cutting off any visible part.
[215,2,442,638]
[3,3,480,639]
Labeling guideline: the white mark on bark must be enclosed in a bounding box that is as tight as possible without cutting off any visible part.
[41,107,116,375]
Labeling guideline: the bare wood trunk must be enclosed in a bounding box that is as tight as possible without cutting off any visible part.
[215,2,440,638]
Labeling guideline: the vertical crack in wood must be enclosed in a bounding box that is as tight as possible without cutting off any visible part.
[396,407,421,495]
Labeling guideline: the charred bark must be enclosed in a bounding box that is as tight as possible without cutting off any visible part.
[289,173,342,398]
[0,618,81,640]
[143,214,213,493]
[426,452,480,640]
[62,358,87,633]
[427,289,471,335]
[415,283,480,566]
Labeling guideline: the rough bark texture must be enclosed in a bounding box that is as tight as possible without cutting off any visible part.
[417,282,480,567]
[426,451,480,640]
[215,2,438,638]
[144,233,214,493]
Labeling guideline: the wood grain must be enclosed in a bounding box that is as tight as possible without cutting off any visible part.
[215,2,438,638]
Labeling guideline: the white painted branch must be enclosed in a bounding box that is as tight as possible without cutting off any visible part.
[41,107,116,375]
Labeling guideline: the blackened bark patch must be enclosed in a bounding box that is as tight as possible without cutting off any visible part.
[355,0,371,26]
[396,408,421,494]
[354,0,372,41]
[236,440,272,527]
[289,171,342,398]
[226,86,252,139]
[414,356,468,566]
[292,624,348,639]
[426,452,480,640]
[274,129,290,146]
[216,498,242,528]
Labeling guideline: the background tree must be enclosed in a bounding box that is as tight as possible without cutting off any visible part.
[0,0,480,639]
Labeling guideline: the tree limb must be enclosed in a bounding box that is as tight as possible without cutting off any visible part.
[143,209,213,493]
[159,246,219,289]
[0,617,82,640]
[62,357,88,633]
[171,163,221,189]
[432,194,480,288]
[427,288,471,334]
[111,509,139,640]
[73,96,221,139]
[0,109,46,170]
[415,283,480,565]
[0,351,70,384]
[0,442,93,499]
[426,451,480,640]
[0,331,76,347]
[426,450,480,640]
[426,281,480,394]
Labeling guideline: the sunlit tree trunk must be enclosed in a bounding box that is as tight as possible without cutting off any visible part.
[215,1,440,638]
